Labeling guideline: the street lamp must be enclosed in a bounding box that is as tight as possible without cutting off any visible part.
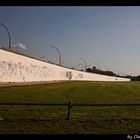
[49,46,62,65]
[79,57,87,71]
[0,22,11,49]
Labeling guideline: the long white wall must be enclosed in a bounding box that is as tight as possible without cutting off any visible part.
[0,48,130,82]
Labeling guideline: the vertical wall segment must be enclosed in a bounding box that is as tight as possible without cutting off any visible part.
[0,48,130,82]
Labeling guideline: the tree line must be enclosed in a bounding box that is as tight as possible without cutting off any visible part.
[86,66,140,81]
[86,66,116,76]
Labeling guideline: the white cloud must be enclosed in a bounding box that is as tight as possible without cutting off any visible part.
[12,43,27,50]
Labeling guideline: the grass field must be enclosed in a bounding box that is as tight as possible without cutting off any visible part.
[0,81,140,134]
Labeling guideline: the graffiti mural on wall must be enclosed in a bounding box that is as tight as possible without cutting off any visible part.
[0,60,55,81]
[66,71,73,80]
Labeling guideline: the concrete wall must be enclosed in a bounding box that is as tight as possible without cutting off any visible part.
[0,48,130,82]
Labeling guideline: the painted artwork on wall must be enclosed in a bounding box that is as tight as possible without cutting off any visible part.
[66,71,73,79]
[0,49,130,82]
[0,60,55,81]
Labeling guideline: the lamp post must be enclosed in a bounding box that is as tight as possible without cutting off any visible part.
[0,22,11,49]
[49,46,62,65]
[79,57,87,71]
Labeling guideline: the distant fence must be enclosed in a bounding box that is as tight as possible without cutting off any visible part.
[0,101,140,120]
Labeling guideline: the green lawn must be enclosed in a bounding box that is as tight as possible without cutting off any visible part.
[0,81,140,134]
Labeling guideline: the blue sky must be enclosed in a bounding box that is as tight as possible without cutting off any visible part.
[0,6,140,76]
